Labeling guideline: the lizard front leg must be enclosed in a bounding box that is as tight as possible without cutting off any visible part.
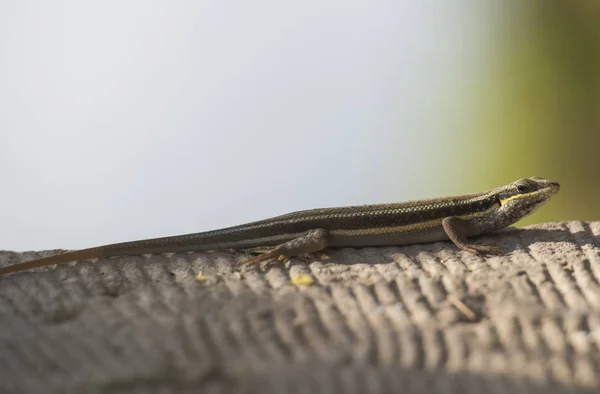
[243,228,329,265]
[442,217,502,255]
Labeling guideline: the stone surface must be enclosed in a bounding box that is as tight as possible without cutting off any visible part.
[1,221,599,393]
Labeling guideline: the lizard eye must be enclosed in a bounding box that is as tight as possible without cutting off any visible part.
[516,183,529,193]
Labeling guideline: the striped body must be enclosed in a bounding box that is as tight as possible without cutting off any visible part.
[145,193,500,252]
[0,177,560,275]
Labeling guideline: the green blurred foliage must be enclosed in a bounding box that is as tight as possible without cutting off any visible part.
[472,0,600,225]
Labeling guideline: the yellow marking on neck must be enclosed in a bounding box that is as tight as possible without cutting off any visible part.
[458,201,501,220]
[499,191,539,206]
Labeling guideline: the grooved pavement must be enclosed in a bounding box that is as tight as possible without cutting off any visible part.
[1,221,599,393]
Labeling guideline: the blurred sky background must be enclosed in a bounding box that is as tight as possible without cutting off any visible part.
[1,1,599,251]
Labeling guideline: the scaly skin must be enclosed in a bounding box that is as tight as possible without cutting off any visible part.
[0,177,560,275]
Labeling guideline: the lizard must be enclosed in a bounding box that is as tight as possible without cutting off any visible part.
[0,177,560,275]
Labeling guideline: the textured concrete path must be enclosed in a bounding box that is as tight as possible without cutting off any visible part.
[1,221,599,393]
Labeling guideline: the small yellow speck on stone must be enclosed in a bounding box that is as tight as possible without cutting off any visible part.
[291,274,314,286]
[195,273,207,282]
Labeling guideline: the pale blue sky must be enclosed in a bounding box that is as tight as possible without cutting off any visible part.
[0,1,496,250]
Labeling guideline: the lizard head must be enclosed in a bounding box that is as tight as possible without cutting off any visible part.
[495,177,560,222]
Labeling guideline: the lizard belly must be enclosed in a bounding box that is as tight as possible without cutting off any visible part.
[328,225,448,248]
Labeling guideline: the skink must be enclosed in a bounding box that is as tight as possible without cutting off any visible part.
[0,177,560,275]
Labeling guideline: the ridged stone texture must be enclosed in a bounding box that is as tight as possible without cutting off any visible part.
[1,221,599,393]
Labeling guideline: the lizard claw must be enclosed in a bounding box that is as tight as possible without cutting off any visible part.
[462,243,503,255]
[242,250,280,265]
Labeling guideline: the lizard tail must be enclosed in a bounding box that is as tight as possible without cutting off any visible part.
[0,247,105,276]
